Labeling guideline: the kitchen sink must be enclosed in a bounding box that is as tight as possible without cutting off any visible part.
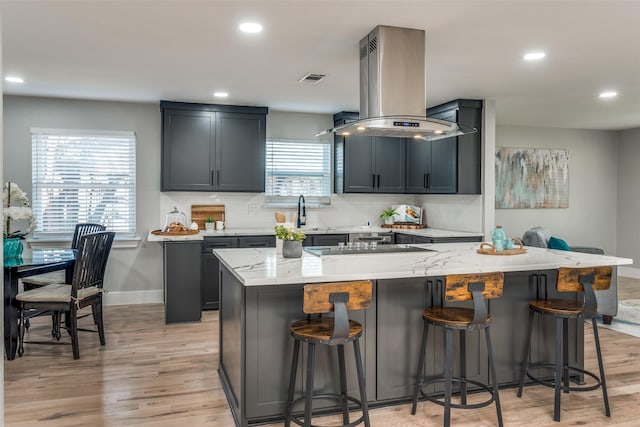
[304,244,435,256]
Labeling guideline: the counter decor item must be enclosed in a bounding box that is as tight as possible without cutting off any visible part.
[191,204,225,231]
[477,238,526,255]
[275,225,306,258]
[3,182,36,258]
[491,225,506,252]
[380,207,397,225]
[162,206,189,233]
[392,204,421,224]
[381,223,428,229]
[205,217,215,231]
[215,220,225,230]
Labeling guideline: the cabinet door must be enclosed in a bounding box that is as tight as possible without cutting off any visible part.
[164,242,202,323]
[202,237,238,310]
[374,137,406,193]
[412,235,434,244]
[429,138,457,193]
[238,235,276,248]
[405,139,431,194]
[162,109,215,191]
[216,112,266,192]
[343,134,376,193]
[394,233,414,244]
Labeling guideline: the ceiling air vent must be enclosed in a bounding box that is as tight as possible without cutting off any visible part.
[298,73,326,84]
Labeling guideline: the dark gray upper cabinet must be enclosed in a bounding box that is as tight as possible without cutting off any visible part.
[333,112,405,194]
[405,137,457,194]
[161,101,268,192]
[426,99,483,194]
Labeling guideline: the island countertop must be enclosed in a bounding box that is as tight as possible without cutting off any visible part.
[214,242,632,286]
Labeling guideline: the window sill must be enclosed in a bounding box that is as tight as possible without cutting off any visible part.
[27,236,141,249]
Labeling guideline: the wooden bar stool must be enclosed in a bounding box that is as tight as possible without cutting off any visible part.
[517,266,612,422]
[411,272,504,427]
[285,280,372,427]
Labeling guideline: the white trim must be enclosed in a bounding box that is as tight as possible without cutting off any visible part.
[104,290,163,306]
[618,266,640,279]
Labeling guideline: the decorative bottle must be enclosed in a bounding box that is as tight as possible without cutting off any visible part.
[491,225,505,252]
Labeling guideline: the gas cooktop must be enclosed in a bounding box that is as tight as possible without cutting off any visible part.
[303,244,435,257]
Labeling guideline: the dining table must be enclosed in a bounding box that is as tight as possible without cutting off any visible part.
[3,247,76,360]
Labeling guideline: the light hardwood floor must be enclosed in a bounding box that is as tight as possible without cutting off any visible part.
[5,278,640,426]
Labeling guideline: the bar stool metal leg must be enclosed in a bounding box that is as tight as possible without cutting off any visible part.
[285,339,301,427]
[592,318,611,416]
[517,309,535,397]
[304,342,316,427]
[353,338,371,427]
[485,327,504,427]
[460,330,467,405]
[444,328,453,427]
[563,318,570,393]
[554,317,563,422]
[338,344,350,425]
[411,320,429,415]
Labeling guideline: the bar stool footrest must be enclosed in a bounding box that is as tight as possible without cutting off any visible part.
[416,377,496,410]
[288,392,366,427]
[525,364,603,392]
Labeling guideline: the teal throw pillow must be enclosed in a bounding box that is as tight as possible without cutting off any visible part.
[548,236,571,251]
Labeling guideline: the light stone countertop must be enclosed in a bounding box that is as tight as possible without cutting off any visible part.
[213,243,633,287]
[146,226,484,242]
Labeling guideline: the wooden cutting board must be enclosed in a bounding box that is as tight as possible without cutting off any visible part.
[381,222,428,229]
[191,205,225,230]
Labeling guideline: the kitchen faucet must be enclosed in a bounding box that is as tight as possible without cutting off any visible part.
[296,194,306,228]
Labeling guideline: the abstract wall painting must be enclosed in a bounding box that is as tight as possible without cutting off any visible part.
[495,148,569,209]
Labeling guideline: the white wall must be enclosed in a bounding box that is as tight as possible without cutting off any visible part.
[617,127,640,270]
[495,125,619,254]
[3,95,164,302]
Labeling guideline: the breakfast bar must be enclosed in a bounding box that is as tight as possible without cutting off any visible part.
[214,243,632,427]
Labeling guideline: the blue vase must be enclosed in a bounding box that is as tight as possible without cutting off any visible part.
[491,226,506,252]
[4,238,24,259]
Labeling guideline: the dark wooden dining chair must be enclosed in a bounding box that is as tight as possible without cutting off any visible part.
[16,231,115,359]
[22,223,107,337]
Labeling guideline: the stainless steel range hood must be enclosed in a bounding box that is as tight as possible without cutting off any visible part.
[321,25,475,140]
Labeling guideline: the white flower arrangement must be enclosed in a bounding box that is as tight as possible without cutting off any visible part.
[3,182,36,239]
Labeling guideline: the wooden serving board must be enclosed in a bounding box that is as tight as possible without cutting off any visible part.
[476,240,527,255]
[381,222,428,229]
[191,205,225,230]
[151,229,199,236]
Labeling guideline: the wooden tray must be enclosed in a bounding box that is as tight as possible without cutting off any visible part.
[381,222,428,229]
[151,229,199,236]
[477,239,527,255]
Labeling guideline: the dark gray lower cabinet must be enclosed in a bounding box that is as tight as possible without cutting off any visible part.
[163,241,201,324]
[238,235,276,248]
[202,237,238,310]
[394,233,483,244]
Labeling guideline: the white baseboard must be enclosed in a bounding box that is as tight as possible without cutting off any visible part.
[104,290,163,306]
[618,266,640,279]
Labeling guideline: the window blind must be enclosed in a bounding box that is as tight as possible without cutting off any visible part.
[265,139,331,205]
[31,128,136,239]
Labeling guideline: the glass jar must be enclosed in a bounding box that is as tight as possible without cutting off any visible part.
[491,225,506,252]
[163,206,188,232]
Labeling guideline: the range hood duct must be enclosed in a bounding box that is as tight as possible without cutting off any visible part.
[321,25,475,140]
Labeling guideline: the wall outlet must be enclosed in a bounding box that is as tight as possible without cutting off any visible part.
[248,204,258,215]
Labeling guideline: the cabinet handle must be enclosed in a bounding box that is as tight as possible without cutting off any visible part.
[216,170,220,186]
[423,173,427,188]
[377,174,380,188]
[372,174,376,188]
[211,170,215,186]
[426,173,430,189]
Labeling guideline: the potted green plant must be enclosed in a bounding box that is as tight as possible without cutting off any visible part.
[205,217,215,231]
[275,225,306,258]
[380,207,397,225]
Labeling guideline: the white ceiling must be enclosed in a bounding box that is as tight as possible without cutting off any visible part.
[2,0,640,130]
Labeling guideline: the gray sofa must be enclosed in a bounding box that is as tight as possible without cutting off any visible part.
[521,226,617,324]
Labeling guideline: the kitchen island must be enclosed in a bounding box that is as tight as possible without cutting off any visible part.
[215,243,631,427]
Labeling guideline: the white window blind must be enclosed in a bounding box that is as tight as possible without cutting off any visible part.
[265,139,331,205]
[31,128,136,239]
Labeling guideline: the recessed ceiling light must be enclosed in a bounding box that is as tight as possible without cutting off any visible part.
[523,52,546,61]
[5,76,24,83]
[214,91,229,98]
[239,22,263,33]
[599,91,618,99]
